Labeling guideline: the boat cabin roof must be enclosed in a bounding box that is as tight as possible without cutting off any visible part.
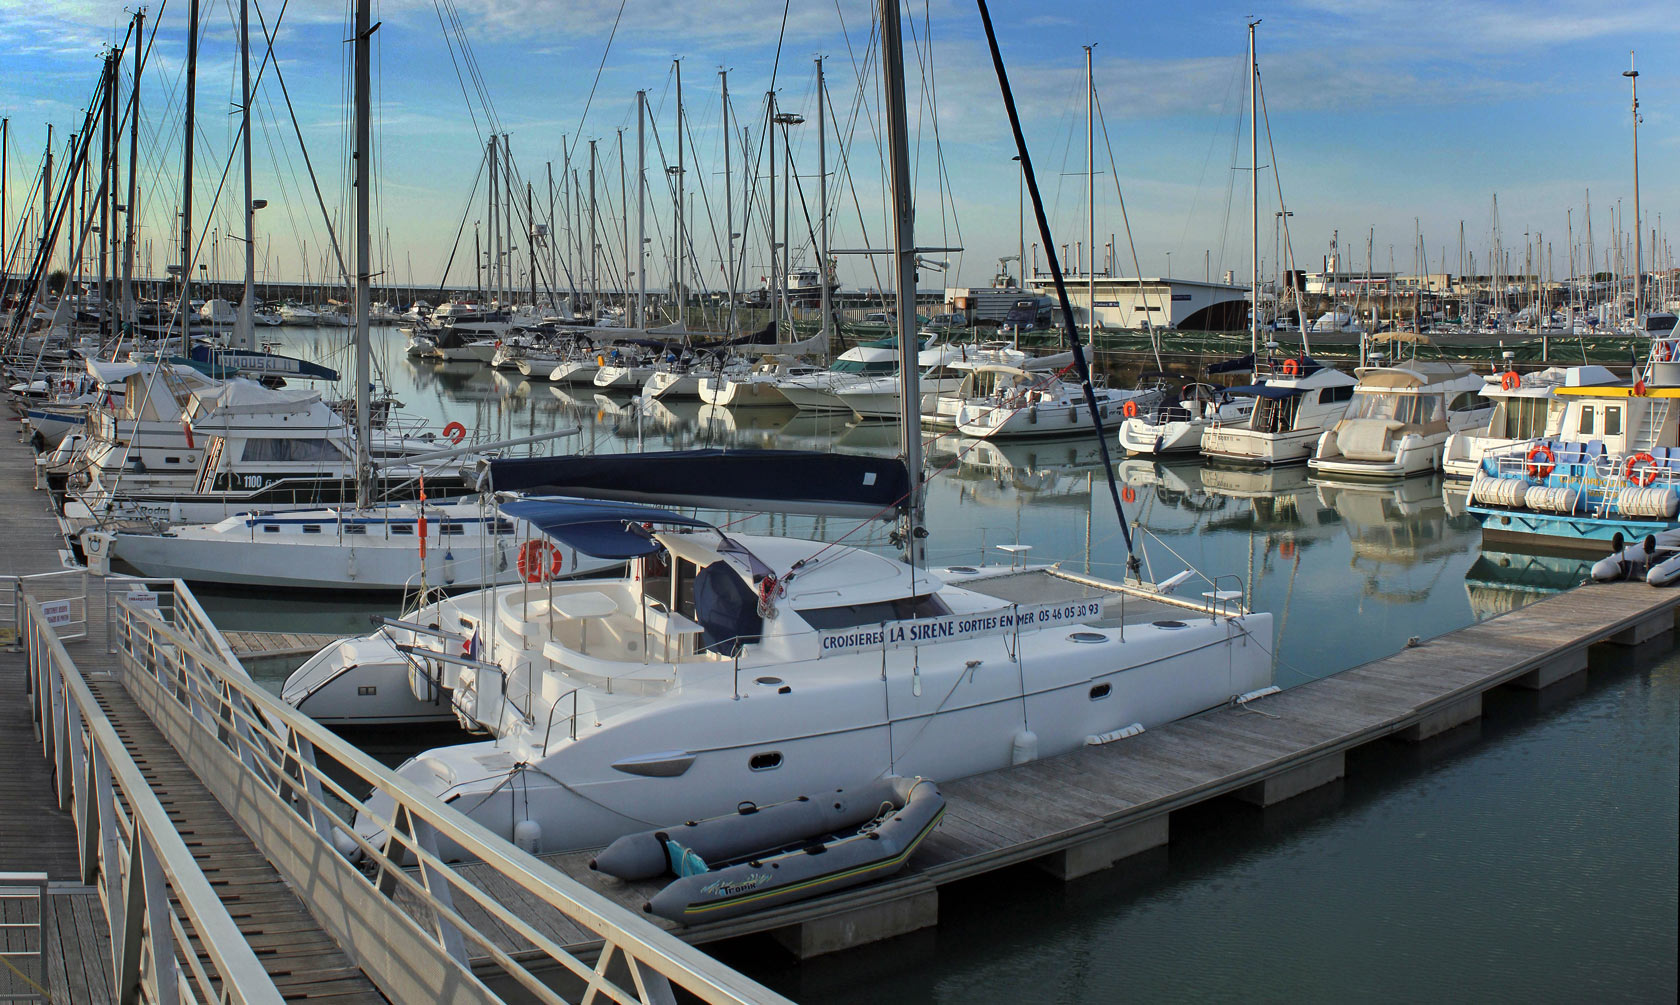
[1351,362,1473,389]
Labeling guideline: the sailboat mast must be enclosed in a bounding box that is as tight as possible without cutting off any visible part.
[589,138,598,312]
[879,0,922,560]
[546,161,555,309]
[636,90,646,327]
[122,10,142,325]
[487,135,498,304]
[1086,44,1095,345]
[722,70,735,334]
[675,59,685,323]
[1248,20,1260,374]
[237,0,255,350]
[177,0,199,354]
[817,57,830,350]
[352,0,373,508]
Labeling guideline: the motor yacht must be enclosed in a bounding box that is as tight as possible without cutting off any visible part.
[951,366,1152,440]
[1200,357,1357,466]
[1308,362,1492,479]
[1440,365,1616,482]
[1118,380,1255,456]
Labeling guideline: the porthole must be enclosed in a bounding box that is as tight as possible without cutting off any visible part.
[1069,631,1108,644]
[1089,683,1112,700]
[947,566,979,574]
[1152,620,1187,629]
[749,751,782,771]
[755,676,784,686]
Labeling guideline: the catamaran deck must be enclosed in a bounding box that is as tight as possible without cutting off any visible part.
[428,566,1679,959]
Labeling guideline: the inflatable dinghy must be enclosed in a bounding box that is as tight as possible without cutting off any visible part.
[591,776,944,923]
[1591,529,1680,585]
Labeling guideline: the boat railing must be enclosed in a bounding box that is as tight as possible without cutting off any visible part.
[22,592,289,1005]
[109,591,785,1005]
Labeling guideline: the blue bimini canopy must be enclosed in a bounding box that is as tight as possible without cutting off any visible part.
[499,498,709,559]
[1225,383,1303,399]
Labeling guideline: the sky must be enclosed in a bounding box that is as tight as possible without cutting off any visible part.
[1,0,1676,296]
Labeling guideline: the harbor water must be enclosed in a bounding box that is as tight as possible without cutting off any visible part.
[205,328,1676,999]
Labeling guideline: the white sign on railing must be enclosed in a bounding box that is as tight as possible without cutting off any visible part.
[40,599,73,628]
[818,598,1107,656]
[126,590,160,613]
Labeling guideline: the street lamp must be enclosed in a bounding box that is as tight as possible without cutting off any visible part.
[1625,55,1642,319]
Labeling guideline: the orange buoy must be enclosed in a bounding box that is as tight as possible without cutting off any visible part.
[1281,358,1300,376]
[1526,443,1555,480]
[1500,371,1521,391]
[1122,400,1138,419]
[443,421,467,444]
[516,540,563,582]
[1122,486,1137,504]
[1625,452,1659,487]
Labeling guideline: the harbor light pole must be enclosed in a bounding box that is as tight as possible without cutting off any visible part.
[1625,54,1643,321]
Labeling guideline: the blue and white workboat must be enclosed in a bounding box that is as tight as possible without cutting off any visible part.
[1467,344,1680,554]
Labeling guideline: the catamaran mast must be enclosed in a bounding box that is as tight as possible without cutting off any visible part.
[352,0,373,508]
[880,0,922,561]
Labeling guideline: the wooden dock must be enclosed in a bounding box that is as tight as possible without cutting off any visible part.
[442,576,1679,959]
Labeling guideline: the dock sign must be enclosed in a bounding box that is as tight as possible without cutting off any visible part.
[125,590,160,614]
[40,599,73,628]
[818,599,1105,656]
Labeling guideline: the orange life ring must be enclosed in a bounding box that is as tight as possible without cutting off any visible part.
[516,539,563,582]
[1500,371,1520,391]
[442,421,467,445]
[1526,443,1555,480]
[1281,358,1300,376]
[1122,400,1138,419]
[59,378,75,393]
[1624,452,1658,487]
[1658,341,1674,363]
[1122,486,1137,504]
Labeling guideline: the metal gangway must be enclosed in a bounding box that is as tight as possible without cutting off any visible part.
[9,571,790,1005]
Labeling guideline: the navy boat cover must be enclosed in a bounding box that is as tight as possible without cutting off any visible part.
[498,498,708,558]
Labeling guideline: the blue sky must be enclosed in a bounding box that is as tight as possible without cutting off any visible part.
[1,0,1675,295]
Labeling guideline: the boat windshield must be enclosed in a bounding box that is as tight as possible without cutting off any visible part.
[795,593,951,631]
[1346,390,1441,425]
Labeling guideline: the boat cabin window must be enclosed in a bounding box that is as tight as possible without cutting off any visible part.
[240,438,345,463]
[1493,397,1553,439]
[1448,392,1482,413]
[1577,406,1596,436]
[1604,406,1622,437]
[1319,384,1355,404]
[1346,391,1440,425]
[795,594,952,631]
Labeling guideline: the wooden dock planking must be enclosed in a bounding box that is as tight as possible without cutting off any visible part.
[221,629,343,659]
[434,577,1678,960]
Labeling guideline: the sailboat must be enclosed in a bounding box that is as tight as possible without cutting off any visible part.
[284,5,1274,878]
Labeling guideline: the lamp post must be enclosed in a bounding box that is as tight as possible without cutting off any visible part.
[1625,54,1642,320]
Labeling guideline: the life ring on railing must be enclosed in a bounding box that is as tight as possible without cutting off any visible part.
[1122,486,1136,504]
[1122,400,1138,419]
[516,539,563,582]
[1526,443,1555,480]
[756,573,782,618]
[1281,358,1300,376]
[1658,341,1674,362]
[1624,451,1659,487]
[59,378,75,393]
[442,421,467,445]
[1500,371,1521,391]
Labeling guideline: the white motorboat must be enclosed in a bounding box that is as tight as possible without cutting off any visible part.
[699,357,819,408]
[1200,357,1358,466]
[951,366,1153,440]
[1440,365,1616,481]
[1117,382,1255,456]
[1309,361,1493,479]
[278,303,321,325]
[774,337,906,412]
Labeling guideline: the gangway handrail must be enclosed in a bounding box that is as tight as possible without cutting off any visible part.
[21,593,286,1005]
[111,592,790,1005]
